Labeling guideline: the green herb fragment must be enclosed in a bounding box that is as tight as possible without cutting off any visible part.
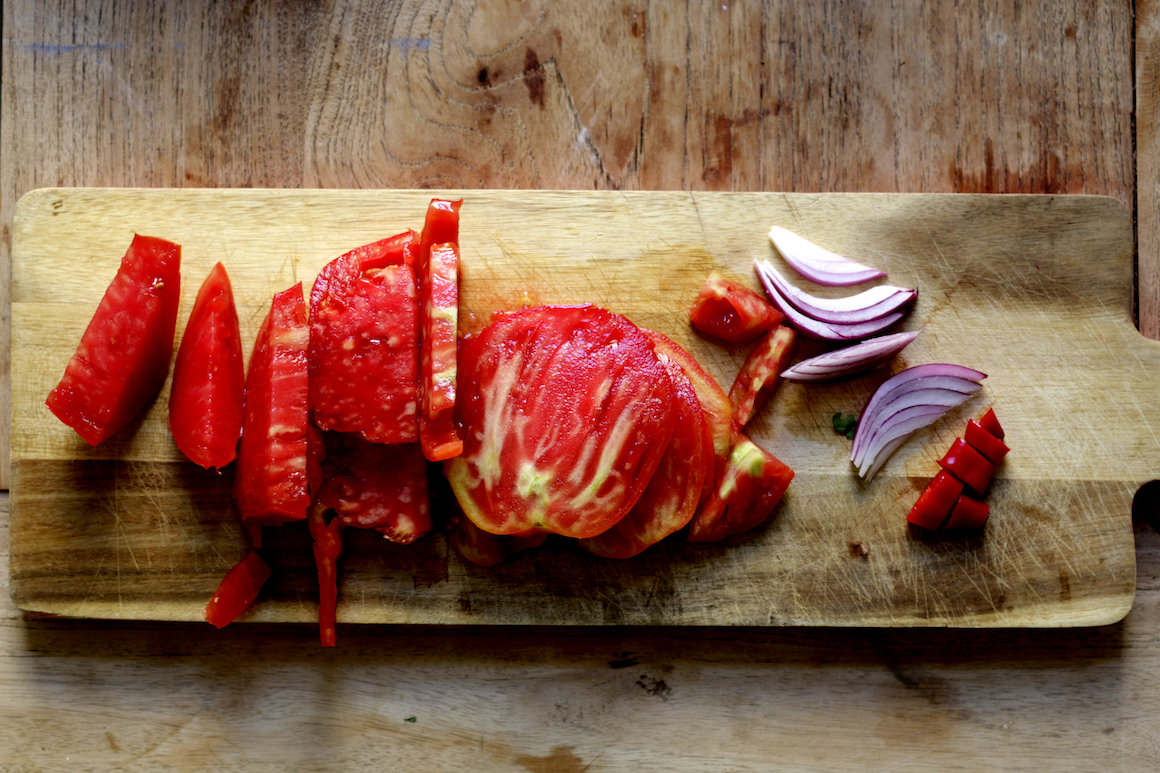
[405,716,417,723]
[832,412,858,440]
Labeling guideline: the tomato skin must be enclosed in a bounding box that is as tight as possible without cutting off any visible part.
[906,470,964,531]
[46,234,181,445]
[580,334,714,558]
[688,435,794,543]
[234,284,312,529]
[446,305,677,540]
[203,550,273,629]
[690,271,783,344]
[169,262,245,469]
[729,324,797,426]
[308,233,420,444]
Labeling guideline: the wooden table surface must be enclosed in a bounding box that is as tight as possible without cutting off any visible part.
[3,2,1159,770]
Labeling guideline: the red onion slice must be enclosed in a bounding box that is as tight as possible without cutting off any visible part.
[758,264,905,341]
[755,259,917,325]
[768,226,887,286]
[850,364,987,480]
[780,331,920,383]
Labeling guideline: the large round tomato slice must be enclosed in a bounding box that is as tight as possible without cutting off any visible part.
[445,305,677,540]
[579,331,713,559]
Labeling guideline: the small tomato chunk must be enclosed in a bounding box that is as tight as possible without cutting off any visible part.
[729,324,797,426]
[690,271,783,343]
[203,550,273,629]
[906,470,964,531]
[688,435,794,543]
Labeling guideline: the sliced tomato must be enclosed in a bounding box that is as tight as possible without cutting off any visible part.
[580,334,714,559]
[445,304,677,539]
[315,432,432,544]
[690,271,783,344]
[449,514,547,567]
[169,262,245,469]
[729,324,797,426]
[688,435,794,543]
[203,549,273,629]
[419,242,462,461]
[46,234,181,445]
[234,284,312,530]
[642,330,734,461]
[308,232,420,444]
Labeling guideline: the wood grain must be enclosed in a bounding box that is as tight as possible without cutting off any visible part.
[10,188,1146,629]
[2,2,1154,771]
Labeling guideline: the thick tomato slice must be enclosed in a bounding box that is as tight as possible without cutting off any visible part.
[419,242,462,461]
[308,232,420,444]
[688,434,794,543]
[445,305,677,540]
[315,432,432,544]
[169,262,245,469]
[729,324,797,426]
[234,284,312,531]
[46,234,181,445]
[690,271,783,344]
[579,336,713,559]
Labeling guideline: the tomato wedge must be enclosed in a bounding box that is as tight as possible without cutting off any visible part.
[688,435,794,542]
[46,234,181,445]
[419,242,463,461]
[234,284,312,532]
[729,324,797,426]
[445,304,677,539]
[690,271,783,343]
[169,262,245,469]
[308,232,421,444]
[580,333,714,558]
[203,550,273,629]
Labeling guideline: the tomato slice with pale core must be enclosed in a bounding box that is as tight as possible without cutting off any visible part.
[419,241,462,461]
[47,234,181,446]
[234,284,312,530]
[688,435,794,542]
[446,305,677,539]
[729,324,797,426]
[169,261,245,469]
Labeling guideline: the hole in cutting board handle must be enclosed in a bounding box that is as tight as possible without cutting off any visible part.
[1132,480,1160,533]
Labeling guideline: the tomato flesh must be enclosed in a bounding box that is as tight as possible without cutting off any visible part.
[419,242,463,461]
[446,305,677,539]
[47,234,181,445]
[729,324,796,427]
[234,284,312,530]
[203,550,273,629]
[308,233,420,444]
[169,262,245,469]
[690,271,783,343]
[688,435,794,542]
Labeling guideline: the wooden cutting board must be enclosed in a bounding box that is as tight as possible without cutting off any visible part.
[9,188,1153,628]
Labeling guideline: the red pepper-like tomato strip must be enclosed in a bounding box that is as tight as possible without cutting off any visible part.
[203,549,273,629]
[906,470,965,531]
[729,324,797,427]
[943,493,990,530]
[169,262,245,469]
[977,407,1005,440]
[690,272,784,344]
[46,234,182,446]
[308,232,421,444]
[308,502,344,647]
[234,284,312,530]
[964,419,1010,465]
[937,437,996,495]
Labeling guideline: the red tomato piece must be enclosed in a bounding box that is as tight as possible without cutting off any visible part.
[964,419,1010,466]
[445,305,677,539]
[579,338,714,558]
[729,324,797,426]
[943,492,990,530]
[642,329,735,461]
[419,242,463,461]
[308,502,343,647]
[690,271,784,343]
[169,262,245,469]
[688,435,795,543]
[234,284,312,530]
[937,437,996,495]
[978,407,1005,440]
[308,233,420,444]
[449,514,547,567]
[906,469,964,531]
[203,549,273,629]
[46,234,181,445]
[315,432,432,544]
